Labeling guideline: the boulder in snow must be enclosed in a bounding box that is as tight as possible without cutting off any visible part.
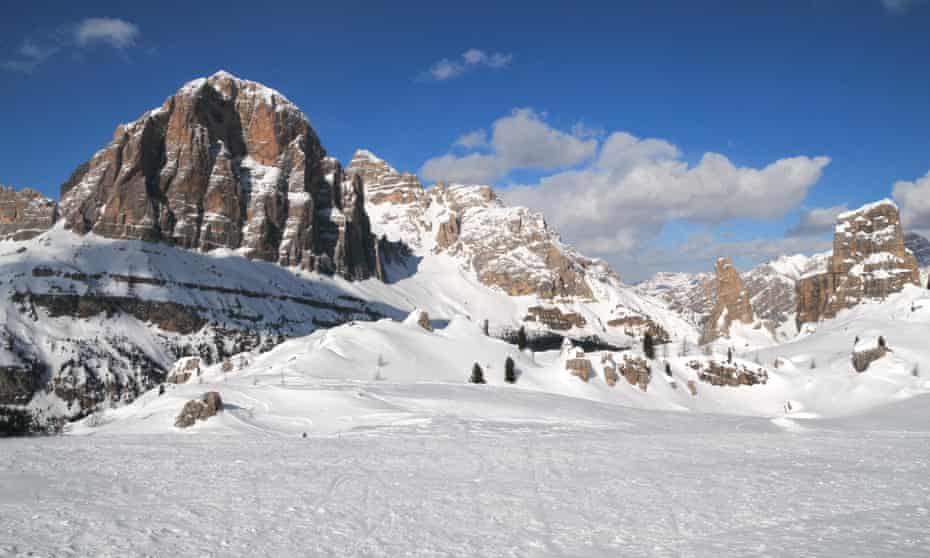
[175,391,223,428]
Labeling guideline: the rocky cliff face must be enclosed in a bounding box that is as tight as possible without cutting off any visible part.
[796,200,920,327]
[58,71,381,280]
[348,150,595,299]
[699,257,756,344]
[640,253,828,336]
[0,186,58,241]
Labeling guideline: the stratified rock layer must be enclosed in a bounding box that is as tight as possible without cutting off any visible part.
[0,186,58,241]
[59,71,381,280]
[700,257,756,344]
[796,200,920,327]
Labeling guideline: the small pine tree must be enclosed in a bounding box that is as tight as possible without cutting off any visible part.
[665,362,672,377]
[727,347,733,364]
[643,333,655,360]
[505,356,516,383]
[809,358,816,370]
[470,362,486,384]
[158,384,165,396]
[517,326,528,351]
[913,364,920,377]
[483,320,489,336]
[878,335,886,348]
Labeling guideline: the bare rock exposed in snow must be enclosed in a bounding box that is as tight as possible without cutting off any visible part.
[416,310,433,331]
[565,357,593,382]
[851,338,889,373]
[687,359,768,387]
[524,306,586,330]
[167,357,201,384]
[58,71,381,280]
[797,200,920,327]
[619,355,651,392]
[175,391,223,428]
[0,186,58,241]
[700,257,756,344]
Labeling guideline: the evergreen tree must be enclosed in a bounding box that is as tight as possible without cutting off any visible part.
[505,356,516,383]
[517,326,528,351]
[878,335,886,348]
[470,362,486,384]
[643,333,655,360]
[727,347,733,364]
[665,362,672,377]
[483,319,489,336]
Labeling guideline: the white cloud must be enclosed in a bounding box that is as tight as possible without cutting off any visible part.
[786,204,848,237]
[424,110,830,257]
[881,0,926,14]
[420,108,597,183]
[454,129,488,149]
[1,40,58,73]
[892,170,930,231]
[75,17,140,48]
[423,48,513,81]
[3,17,140,74]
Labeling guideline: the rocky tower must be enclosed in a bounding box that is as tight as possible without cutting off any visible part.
[58,71,381,280]
[700,257,756,344]
[796,199,920,327]
[0,186,58,241]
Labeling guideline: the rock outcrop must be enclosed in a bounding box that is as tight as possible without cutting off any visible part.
[58,71,382,280]
[851,337,889,373]
[0,186,58,241]
[796,200,920,327]
[686,359,768,387]
[565,356,593,382]
[700,257,756,344]
[174,391,223,428]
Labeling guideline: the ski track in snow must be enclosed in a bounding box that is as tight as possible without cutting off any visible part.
[2,403,930,558]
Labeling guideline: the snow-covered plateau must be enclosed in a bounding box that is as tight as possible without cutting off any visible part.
[3,282,930,556]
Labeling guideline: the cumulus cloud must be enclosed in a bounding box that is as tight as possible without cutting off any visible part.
[0,41,57,73]
[786,204,848,237]
[421,109,597,183]
[454,129,488,149]
[892,170,930,233]
[74,17,140,48]
[881,0,926,14]
[2,17,141,74]
[424,48,513,81]
[504,136,829,256]
[421,109,830,280]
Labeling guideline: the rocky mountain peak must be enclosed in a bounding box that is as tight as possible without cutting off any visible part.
[700,257,756,344]
[57,72,381,280]
[796,199,920,327]
[0,186,58,241]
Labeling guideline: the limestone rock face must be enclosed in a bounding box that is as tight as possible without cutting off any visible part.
[687,359,768,387]
[174,391,223,428]
[350,149,597,300]
[565,357,593,382]
[700,257,755,344]
[0,186,58,241]
[796,200,920,327]
[58,71,381,280]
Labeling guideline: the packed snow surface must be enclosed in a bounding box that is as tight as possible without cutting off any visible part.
[3,285,930,555]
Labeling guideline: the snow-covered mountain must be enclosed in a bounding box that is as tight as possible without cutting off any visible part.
[0,72,695,433]
[638,252,829,337]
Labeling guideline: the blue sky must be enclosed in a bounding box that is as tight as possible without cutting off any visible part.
[2,0,929,281]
